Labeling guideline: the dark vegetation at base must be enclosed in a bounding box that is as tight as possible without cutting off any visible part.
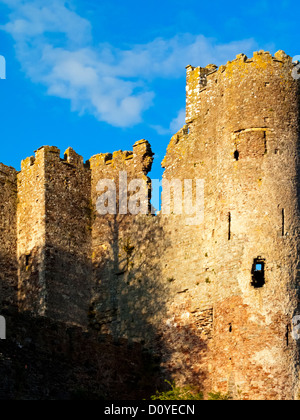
[0,308,164,400]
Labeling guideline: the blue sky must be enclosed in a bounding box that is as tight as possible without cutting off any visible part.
[0,0,298,180]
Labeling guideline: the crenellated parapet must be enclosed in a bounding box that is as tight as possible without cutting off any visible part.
[20,145,88,172]
[64,147,84,168]
[89,139,154,175]
[185,50,298,124]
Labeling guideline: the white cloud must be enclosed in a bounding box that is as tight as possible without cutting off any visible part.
[0,0,258,128]
[151,108,186,136]
[1,0,91,44]
[169,108,186,133]
[94,35,258,82]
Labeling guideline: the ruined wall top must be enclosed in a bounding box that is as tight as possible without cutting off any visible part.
[88,139,154,175]
[6,137,154,184]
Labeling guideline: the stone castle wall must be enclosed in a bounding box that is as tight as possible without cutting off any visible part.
[0,50,299,400]
[17,148,47,315]
[43,147,91,325]
[0,163,18,310]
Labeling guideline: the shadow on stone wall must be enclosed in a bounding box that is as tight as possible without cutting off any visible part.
[90,214,173,345]
[0,252,18,311]
[0,315,209,400]
[0,308,163,400]
[0,245,163,400]
[0,230,210,399]
[89,214,210,395]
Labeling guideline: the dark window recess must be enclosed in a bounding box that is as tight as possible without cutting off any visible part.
[234,150,239,161]
[228,212,231,240]
[282,209,285,236]
[251,257,266,288]
[25,254,31,269]
[229,323,233,333]
[263,130,267,154]
[286,324,290,347]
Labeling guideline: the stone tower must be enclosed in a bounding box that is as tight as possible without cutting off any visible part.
[162,50,300,399]
[17,146,92,325]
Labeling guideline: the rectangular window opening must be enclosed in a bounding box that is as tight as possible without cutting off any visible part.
[286,324,290,347]
[234,150,239,161]
[25,254,31,271]
[251,257,266,288]
[263,131,267,154]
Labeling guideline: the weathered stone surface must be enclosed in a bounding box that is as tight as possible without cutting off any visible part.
[17,146,91,325]
[0,50,299,400]
[160,50,300,399]
[0,163,17,310]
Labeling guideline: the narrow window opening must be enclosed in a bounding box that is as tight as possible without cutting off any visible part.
[251,257,265,288]
[228,212,231,241]
[282,209,285,237]
[25,254,31,270]
[264,131,267,154]
[234,150,239,161]
[229,323,233,333]
[286,324,290,347]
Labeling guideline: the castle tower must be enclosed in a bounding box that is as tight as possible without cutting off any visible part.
[17,146,91,326]
[162,50,300,399]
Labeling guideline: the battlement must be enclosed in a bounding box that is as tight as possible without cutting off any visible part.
[20,146,89,172]
[14,140,154,189]
[64,147,85,168]
[89,150,132,168]
[89,139,154,174]
[186,50,297,123]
